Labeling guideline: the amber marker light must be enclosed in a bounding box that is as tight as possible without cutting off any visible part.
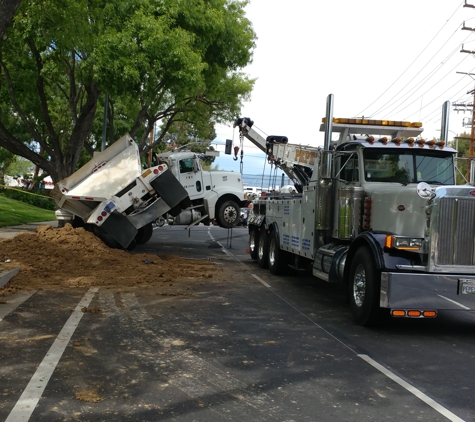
[407,310,422,317]
[423,311,437,318]
[385,236,392,249]
[385,235,423,251]
[392,310,406,317]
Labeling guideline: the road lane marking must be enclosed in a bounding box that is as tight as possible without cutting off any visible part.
[437,295,470,310]
[212,229,466,421]
[255,273,465,421]
[6,287,99,422]
[251,273,271,288]
[208,227,250,270]
[359,354,465,422]
[0,291,36,322]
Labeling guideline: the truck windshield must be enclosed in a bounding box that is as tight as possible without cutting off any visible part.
[363,149,454,185]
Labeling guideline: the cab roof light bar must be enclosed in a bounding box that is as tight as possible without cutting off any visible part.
[322,117,423,128]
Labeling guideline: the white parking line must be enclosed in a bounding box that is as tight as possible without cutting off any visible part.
[438,295,471,310]
[359,354,465,422]
[0,291,36,322]
[5,287,98,422]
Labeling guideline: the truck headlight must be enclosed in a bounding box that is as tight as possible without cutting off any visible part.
[385,236,423,251]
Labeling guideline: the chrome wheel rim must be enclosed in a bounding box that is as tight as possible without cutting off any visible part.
[223,206,237,224]
[353,264,366,308]
[250,231,257,253]
[269,238,276,267]
[258,234,265,260]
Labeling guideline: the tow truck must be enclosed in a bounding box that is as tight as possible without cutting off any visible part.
[234,94,475,325]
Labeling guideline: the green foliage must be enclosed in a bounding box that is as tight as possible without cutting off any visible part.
[0,147,15,182]
[450,132,471,184]
[0,0,256,183]
[159,119,217,165]
[5,156,33,178]
[0,192,56,227]
[1,187,56,210]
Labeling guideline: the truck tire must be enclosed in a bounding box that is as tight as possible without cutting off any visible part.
[217,200,240,228]
[257,229,269,268]
[249,227,259,259]
[348,247,386,326]
[135,223,153,244]
[93,226,122,249]
[268,230,288,275]
[71,216,86,229]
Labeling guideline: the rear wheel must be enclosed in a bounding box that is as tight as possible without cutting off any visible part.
[93,226,122,249]
[268,230,289,275]
[348,247,386,326]
[249,226,259,259]
[257,229,269,268]
[217,200,240,228]
[135,223,153,244]
[71,216,86,229]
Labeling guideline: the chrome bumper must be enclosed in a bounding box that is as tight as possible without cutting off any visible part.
[380,272,475,310]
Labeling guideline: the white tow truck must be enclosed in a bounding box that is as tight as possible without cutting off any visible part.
[155,150,249,228]
[235,94,475,326]
[51,134,191,250]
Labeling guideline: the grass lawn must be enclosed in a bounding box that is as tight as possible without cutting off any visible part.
[0,194,56,227]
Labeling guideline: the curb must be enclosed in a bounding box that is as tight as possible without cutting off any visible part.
[0,268,21,289]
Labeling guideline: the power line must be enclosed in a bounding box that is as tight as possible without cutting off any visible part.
[354,1,464,118]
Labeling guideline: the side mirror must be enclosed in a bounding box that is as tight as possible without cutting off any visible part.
[416,182,435,200]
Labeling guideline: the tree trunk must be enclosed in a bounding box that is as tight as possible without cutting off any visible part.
[0,0,21,40]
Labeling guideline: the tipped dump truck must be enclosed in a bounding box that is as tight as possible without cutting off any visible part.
[51,134,191,250]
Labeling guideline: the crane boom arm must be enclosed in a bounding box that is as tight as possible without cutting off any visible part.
[234,117,322,189]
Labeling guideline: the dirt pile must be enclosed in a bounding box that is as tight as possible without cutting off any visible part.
[0,224,218,295]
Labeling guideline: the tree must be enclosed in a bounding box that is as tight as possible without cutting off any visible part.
[0,0,21,41]
[0,0,255,183]
[451,132,471,184]
[0,146,14,184]
[158,118,218,165]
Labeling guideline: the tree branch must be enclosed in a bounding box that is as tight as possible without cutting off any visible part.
[26,39,62,157]
[0,0,21,40]
[0,120,55,175]
[0,54,52,156]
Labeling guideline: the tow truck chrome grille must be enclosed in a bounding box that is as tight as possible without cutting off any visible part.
[437,198,475,265]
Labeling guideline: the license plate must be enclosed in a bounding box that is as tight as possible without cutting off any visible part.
[460,279,475,295]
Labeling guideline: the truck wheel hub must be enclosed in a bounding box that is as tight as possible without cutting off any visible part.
[353,265,366,307]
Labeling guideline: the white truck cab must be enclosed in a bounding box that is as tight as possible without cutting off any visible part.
[156,150,248,228]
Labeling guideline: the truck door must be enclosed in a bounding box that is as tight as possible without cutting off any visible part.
[178,157,204,200]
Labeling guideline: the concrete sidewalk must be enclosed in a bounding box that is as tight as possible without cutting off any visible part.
[0,221,58,240]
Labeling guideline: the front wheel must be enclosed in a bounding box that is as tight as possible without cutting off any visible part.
[348,247,386,326]
[217,200,240,228]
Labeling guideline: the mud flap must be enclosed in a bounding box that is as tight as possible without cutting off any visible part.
[100,211,138,249]
[150,170,191,215]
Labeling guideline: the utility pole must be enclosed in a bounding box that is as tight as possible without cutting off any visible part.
[456,3,475,179]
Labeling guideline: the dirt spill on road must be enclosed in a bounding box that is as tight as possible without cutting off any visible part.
[0,224,218,295]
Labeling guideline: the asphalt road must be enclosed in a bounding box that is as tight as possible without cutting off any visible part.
[1,224,475,421]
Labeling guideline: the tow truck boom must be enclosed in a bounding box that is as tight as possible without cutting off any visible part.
[233,117,321,191]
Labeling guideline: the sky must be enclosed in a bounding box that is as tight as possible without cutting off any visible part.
[213,0,475,175]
